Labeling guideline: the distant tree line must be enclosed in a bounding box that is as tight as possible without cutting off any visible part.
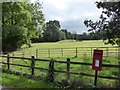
[31,20,103,43]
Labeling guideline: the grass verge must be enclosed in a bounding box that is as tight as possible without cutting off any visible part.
[1,72,54,88]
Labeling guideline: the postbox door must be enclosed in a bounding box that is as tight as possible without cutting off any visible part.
[92,50,103,71]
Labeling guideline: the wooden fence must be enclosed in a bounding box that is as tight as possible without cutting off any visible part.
[0,55,120,82]
[8,46,119,58]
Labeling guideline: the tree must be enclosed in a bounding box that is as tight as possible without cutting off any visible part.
[88,31,102,40]
[84,1,120,46]
[2,1,45,52]
[73,31,78,41]
[61,29,71,39]
[43,20,65,42]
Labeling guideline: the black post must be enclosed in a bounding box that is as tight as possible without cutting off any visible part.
[31,56,35,75]
[94,70,98,88]
[48,59,54,82]
[67,58,70,80]
[7,54,10,70]
[75,47,77,57]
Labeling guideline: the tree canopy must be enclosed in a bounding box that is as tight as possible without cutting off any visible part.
[84,1,120,46]
[2,1,45,52]
[43,20,65,42]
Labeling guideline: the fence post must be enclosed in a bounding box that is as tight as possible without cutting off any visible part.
[116,47,118,58]
[67,58,70,80]
[48,49,50,58]
[22,51,25,57]
[118,47,120,61]
[106,47,108,57]
[11,52,14,63]
[91,47,92,57]
[61,48,63,57]
[31,56,35,75]
[7,54,10,70]
[36,49,38,58]
[75,47,77,57]
[48,59,54,82]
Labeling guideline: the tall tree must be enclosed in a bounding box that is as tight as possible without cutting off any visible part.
[43,20,65,42]
[2,1,45,52]
[84,1,120,46]
[61,29,71,39]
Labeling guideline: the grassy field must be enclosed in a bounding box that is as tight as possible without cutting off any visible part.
[1,40,120,88]
[23,40,116,50]
[6,40,119,59]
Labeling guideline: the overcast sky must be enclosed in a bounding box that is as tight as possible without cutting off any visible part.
[32,0,103,34]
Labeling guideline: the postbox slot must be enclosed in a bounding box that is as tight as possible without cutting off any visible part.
[94,52,102,54]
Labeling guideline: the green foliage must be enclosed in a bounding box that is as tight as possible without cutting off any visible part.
[62,29,103,41]
[43,20,66,42]
[61,29,74,40]
[3,26,27,52]
[2,1,45,52]
[54,77,93,89]
[84,1,120,46]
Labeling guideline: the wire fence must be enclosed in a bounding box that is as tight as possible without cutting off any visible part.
[7,46,119,59]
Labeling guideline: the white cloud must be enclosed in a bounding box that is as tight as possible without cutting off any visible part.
[44,0,67,10]
[41,0,101,11]
[47,16,64,22]
[40,0,102,33]
[84,12,98,17]
[41,0,74,11]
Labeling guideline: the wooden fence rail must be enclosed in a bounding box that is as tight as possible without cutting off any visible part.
[1,55,119,68]
[0,55,120,82]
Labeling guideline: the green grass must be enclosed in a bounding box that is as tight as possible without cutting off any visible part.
[23,40,116,50]
[6,40,118,59]
[1,56,119,88]
[1,73,53,88]
[1,40,119,88]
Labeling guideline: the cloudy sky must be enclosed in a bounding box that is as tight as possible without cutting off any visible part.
[32,0,103,34]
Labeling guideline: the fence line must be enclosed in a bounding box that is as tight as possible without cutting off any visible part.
[0,55,120,82]
[6,46,119,58]
[1,55,119,68]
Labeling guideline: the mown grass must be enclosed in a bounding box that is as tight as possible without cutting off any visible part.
[6,40,119,60]
[21,40,116,50]
[1,40,119,88]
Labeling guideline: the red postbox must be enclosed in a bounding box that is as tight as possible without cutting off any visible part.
[92,50,103,71]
